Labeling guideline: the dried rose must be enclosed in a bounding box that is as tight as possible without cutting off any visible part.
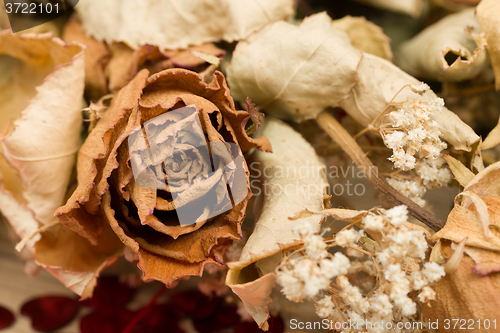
[55,68,270,285]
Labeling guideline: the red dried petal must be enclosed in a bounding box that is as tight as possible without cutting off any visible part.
[193,305,239,333]
[169,290,218,319]
[80,308,135,333]
[20,296,79,331]
[82,276,136,310]
[130,304,180,333]
[0,305,14,330]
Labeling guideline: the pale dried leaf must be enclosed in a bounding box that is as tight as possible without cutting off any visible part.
[482,116,500,150]
[35,223,124,297]
[332,15,393,60]
[228,13,479,151]
[398,9,488,82]
[227,117,328,329]
[0,32,84,231]
[477,0,500,90]
[337,52,479,151]
[77,0,294,50]
[465,161,500,197]
[228,13,362,123]
[443,154,475,187]
[352,0,424,17]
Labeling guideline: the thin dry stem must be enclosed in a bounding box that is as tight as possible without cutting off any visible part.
[316,110,445,231]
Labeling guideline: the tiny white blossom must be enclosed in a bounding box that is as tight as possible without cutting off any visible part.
[421,262,446,283]
[410,82,430,94]
[315,296,336,318]
[321,252,351,279]
[293,220,316,238]
[389,148,416,171]
[335,229,361,247]
[411,271,429,290]
[384,131,407,150]
[386,205,408,227]
[304,234,328,260]
[338,276,370,314]
[370,293,393,318]
[362,214,385,232]
[276,271,306,302]
[418,286,436,304]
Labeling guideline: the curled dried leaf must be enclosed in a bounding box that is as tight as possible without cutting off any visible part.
[477,0,500,91]
[228,13,479,152]
[332,15,392,60]
[76,0,294,50]
[227,117,328,330]
[398,9,488,82]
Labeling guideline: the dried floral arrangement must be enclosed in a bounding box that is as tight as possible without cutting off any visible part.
[1,0,500,332]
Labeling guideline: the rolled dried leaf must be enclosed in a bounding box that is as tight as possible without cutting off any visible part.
[76,0,294,50]
[398,9,489,82]
[227,13,479,152]
[477,0,500,90]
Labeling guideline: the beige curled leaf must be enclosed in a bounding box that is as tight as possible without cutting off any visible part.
[398,9,489,82]
[332,16,393,60]
[482,116,500,150]
[0,31,84,234]
[338,53,479,151]
[351,0,424,17]
[227,117,328,330]
[77,0,294,50]
[443,154,475,187]
[0,32,120,297]
[228,12,363,123]
[228,12,479,152]
[477,0,500,90]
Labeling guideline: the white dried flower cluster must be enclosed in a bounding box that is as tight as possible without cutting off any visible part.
[276,206,445,333]
[382,95,452,205]
[277,220,351,302]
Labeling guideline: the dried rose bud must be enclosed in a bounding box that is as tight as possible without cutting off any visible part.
[56,68,270,286]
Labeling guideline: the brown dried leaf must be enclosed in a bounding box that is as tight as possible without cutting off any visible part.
[227,117,328,330]
[228,13,479,152]
[35,223,123,298]
[477,0,500,90]
[76,0,294,50]
[422,242,500,333]
[63,17,226,101]
[431,161,500,324]
[398,9,488,82]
